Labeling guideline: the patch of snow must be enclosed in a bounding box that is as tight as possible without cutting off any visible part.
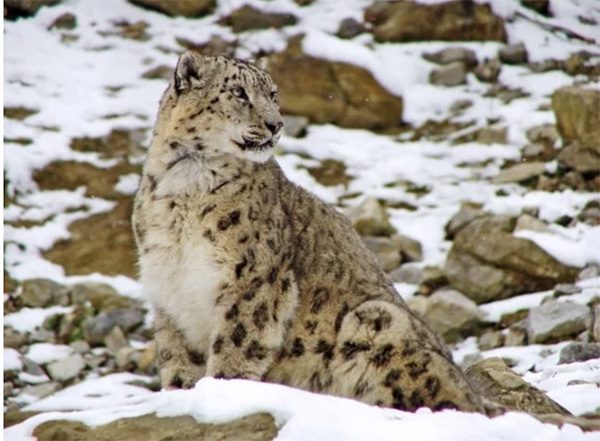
[5,348,24,371]
[4,306,73,333]
[114,173,141,195]
[26,343,74,365]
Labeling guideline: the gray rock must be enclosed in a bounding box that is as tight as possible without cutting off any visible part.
[475,58,501,82]
[69,282,136,312]
[593,304,600,343]
[4,382,14,397]
[30,329,56,344]
[477,125,507,144]
[478,330,504,350]
[103,326,129,355]
[70,340,91,354]
[445,216,578,303]
[361,236,401,272]
[392,234,423,262]
[20,356,46,377]
[505,326,527,346]
[347,197,395,237]
[389,262,423,284]
[465,357,571,415]
[526,124,559,147]
[579,264,600,281]
[514,214,548,233]
[21,382,60,399]
[4,327,28,348]
[46,354,86,382]
[337,17,365,39]
[5,0,60,16]
[282,115,309,138]
[83,308,144,345]
[423,47,477,68]
[48,12,76,30]
[553,284,581,297]
[20,278,68,308]
[128,0,215,17]
[552,86,600,148]
[429,62,467,87]
[492,162,546,184]
[559,342,600,364]
[499,43,528,64]
[558,141,600,173]
[445,202,485,239]
[528,301,591,344]
[522,143,547,159]
[407,289,485,342]
[418,266,448,296]
[521,0,550,16]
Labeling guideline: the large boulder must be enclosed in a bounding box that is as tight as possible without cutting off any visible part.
[365,0,507,43]
[552,87,600,149]
[33,413,277,441]
[528,301,591,344]
[221,5,297,33]
[128,0,215,17]
[445,216,578,303]
[267,40,403,130]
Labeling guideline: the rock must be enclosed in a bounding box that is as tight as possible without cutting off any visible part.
[521,0,550,16]
[4,327,28,348]
[4,106,38,120]
[46,354,86,382]
[337,17,366,39]
[83,308,144,345]
[115,347,137,369]
[70,282,136,312]
[492,162,546,184]
[505,326,527,346]
[392,234,423,262]
[498,43,528,65]
[478,330,504,350]
[20,278,68,308]
[21,382,60,400]
[526,124,559,147]
[137,342,157,373]
[552,86,600,148]
[578,201,600,226]
[423,47,477,68]
[70,340,90,353]
[389,263,423,284]
[5,382,14,397]
[559,342,600,364]
[429,62,467,87]
[593,304,600,343]
[141,65,172,80]
[365,0,506,42]
[361,236,401,272]
[408,289,485,342]
[347,197,395,237]
[514,214,548,233]
[282,115,308,138]
[34,413,278,441]
[176,35,237,57]
[477,125,508,145]
[474,58,502,82]
[465,357,571,415]
[307,159,351,187]
[222,5,297,33]
[557,141,600,174]
[553,284,581,297]
[4,410,40,428]
[445,216,579,303]
[5,0,60,18]
[445,202,485,239]
[48,12,76,30]
[267,39,403,130]
[418,266,448,296]
[528,301,591,344]
[103,326,129,355]
[128,0,214,17]
[21,356,46,377]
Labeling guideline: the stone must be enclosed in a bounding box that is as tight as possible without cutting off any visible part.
[423,47,477,68]
[4,382,14,397]
[552,86,600,148]
[4,106,38,120]
[21,382,60,399]
[141,65,172,80]
[392,234,423,262]
[514,214,548,233]
[408,289,485,342]
[498,43,529,65]
[553,284,581,297]
[465,357,571,415]
[474,58,502,83]
[282,115,308,138]
[526,124,559,147]
[5,0,60,18]
[389,263,423,285]
[46,354,86,382]
[505,327,527,346]
[337,17,366,39]
[361,236,401,272]
[176,35,237,57]
[445,202,485,239]
[222,5,297,33]
[104,326,129,355]
[33,413,278,441]
[365,0,506,43]
[4,327,28,348]
[307,159,351,187]
[445,216,579,303]
[578,201,600,226]
[83,308,144,345]
[477,125,508,145]
[478,330,504,350]
[521,0,550,16]
[557,141,600,174]
[559,342,600,364]
[347,197,395,237]
[418,266,448,296]
[429,62,467,87]
[579,264,600,281]
[48,12,76,30]
[527,301,591,344]
[128,0,214,17]
[20,278,68,308]
[70,340,90,353]
[492,162,546,184]
[267,38,403,130]
[21,356,46,377]
[593,304,600,343]
[70,282,136,312]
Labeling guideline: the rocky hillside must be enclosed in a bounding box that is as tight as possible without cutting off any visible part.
[4,0,600,440]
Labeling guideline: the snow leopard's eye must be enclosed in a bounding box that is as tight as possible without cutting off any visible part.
[232,86,249,101]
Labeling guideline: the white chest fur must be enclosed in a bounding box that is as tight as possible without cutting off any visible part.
[140,226,225,349]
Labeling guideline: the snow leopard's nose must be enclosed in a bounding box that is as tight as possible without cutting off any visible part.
[265,120,283,135]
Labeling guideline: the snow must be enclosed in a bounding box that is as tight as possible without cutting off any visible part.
[115,173,141,195]
[4,349,24,371]
[6,377,600,441]
[26,343,74,365]
[4,306,73,333]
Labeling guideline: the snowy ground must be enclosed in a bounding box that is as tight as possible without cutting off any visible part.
[4,0,600,439]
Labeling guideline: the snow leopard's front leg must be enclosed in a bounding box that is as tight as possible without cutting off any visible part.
[206,270,298,380]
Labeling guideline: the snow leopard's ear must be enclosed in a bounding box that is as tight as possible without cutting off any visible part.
[174,51,201,95]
